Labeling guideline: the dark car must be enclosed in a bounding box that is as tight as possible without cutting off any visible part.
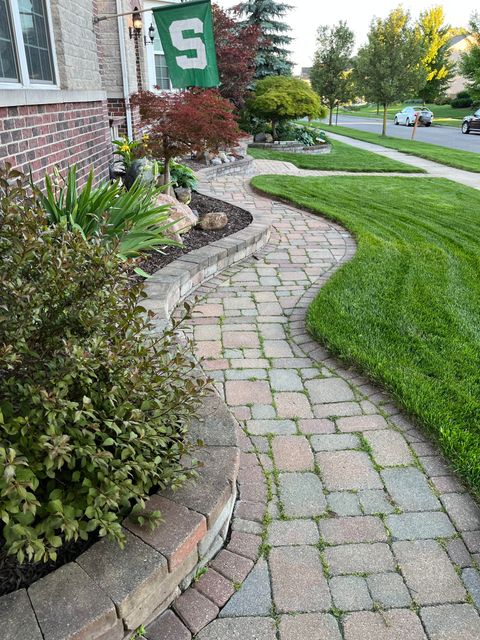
[461,109,480,134]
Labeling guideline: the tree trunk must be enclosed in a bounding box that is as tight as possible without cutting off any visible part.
[271,120,277,140]
[163,156,173,196]
[329,107,333,126]
[377,103,380,115]
[382,103,388,137]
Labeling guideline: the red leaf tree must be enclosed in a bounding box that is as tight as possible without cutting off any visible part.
[131,89,243,185]
[213,4,260,109]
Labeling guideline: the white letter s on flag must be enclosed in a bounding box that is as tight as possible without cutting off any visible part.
[169,18,207,69]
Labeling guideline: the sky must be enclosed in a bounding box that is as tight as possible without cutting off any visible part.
[218,0,475,73]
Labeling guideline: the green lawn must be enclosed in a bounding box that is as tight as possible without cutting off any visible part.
[342,102,472,127]
[251,174,480,495]
[311,123,480,174]
[248,139,422,173]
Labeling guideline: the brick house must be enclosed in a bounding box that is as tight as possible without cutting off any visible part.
[0,0,178,184]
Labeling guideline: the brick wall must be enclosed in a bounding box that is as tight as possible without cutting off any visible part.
[0,100,112,185]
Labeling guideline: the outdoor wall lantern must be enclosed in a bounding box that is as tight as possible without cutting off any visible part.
[147,23,155,45]
[129,7,143,39]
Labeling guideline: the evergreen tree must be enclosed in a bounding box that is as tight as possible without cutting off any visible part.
[417,6,454,104]
[310,22,355,125]
[236,0,293,77]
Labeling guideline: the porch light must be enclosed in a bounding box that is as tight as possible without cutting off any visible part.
[148,23,155,43]
[129,7,142,38]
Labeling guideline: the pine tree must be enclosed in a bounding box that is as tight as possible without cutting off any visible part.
[236,0,293,78]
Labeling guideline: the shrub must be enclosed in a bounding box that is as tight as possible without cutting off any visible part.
[38,165,177,260]
[248,76,324,139]
[451,91,473,108]
[0,164,209,563]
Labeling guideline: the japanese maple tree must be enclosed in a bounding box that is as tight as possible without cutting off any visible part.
[212,4,260,108]
[131,89,243,185]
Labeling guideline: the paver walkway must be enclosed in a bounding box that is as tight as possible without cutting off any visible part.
[148,155,480,639]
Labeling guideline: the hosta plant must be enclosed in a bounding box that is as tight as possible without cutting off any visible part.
[0,163,209,564]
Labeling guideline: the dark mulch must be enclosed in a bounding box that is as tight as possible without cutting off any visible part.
[135,191,252,276]
[0,534,98,596]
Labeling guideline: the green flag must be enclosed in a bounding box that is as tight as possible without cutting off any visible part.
[153,0,219,89]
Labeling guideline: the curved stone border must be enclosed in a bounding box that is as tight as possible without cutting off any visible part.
[142,158,270,326]
[1,157,274,640]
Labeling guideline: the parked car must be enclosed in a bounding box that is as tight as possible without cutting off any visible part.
[461,109,480,134]
[394,107,433,127]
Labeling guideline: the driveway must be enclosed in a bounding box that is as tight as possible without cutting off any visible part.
[325,114,480,154]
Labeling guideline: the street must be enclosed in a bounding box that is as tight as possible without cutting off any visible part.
[325,114,480,154]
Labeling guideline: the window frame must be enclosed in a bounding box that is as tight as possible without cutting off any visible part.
[0,0,58,90]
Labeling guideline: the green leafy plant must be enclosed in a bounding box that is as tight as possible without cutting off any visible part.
[169,161,197,190]
[113,136,147,169]
[0,163,210,564]
[38,165,178,260]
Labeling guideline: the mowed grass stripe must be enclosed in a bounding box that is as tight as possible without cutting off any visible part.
[248,138,423,173]
[251,174,480,495]
[310,123,480,174]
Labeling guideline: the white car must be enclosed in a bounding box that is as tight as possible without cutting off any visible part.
[394,106,433,127]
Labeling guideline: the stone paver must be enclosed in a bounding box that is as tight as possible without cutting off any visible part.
[148,156,480,638]
[270,546,331,612]
[329,575,372,611]
[366,573,411,608]
[316,450,382,490]
[343,610,427,640]
[272,435,314,471]
[219,560,271,617]
[279,472,327,517]
[393,540,467,605]
[387,511,455,540]
[381,467,440,512]
[420,604,480,640]
[279,613,342,640]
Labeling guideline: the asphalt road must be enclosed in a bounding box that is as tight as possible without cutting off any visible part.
[324,114,480,154]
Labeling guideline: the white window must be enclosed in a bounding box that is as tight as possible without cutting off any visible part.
[0,0,56,86]
[153,35,171,91]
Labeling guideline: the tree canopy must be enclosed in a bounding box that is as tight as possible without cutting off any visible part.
[249,76,323,138]
[236,0,293,77]
[460,13,480,103]
[416,6,454,104]
[212,4,260,109]
[310,21,355,125]
[354,7,427,135]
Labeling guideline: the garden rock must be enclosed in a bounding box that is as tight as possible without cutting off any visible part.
[175,187,192,204]
[124,158,157,189]
[199,212,228,231]
[211,157,223,166]
[155,193,198,236]
[218,152,229,164]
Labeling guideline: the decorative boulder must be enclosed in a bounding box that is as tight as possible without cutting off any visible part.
[154,193,198,236]
[254,133,267,142]
[265,133,274,143]
[174,187,192,204]
[218,151,229,164]
[124,158,157,190]
[198,211,228,231]
[211,157,223,166]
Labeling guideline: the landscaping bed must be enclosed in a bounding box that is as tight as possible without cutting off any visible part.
[136,191,252,276]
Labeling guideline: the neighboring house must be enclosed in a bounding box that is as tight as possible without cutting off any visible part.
[447,34,475,97]
[0,0,177,183]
